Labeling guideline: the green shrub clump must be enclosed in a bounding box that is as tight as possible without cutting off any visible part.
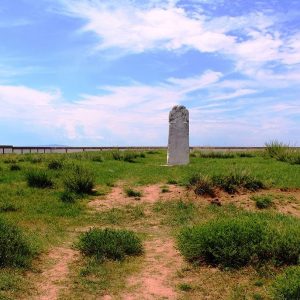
[60,191,77,203]
[10,164,21,171]
[213,170,264,194]
[271,266,300,300]
[252,195,273,209]
[125,188,142,198]
[78,228,143,261]
[64,165,95,194]
[48,160,63,170]
[0,218,33,267]
[178,213,300,269]
[26,169,53,188]
[188,174,215,197]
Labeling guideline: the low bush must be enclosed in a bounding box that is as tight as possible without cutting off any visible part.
[64,165,95,194]
[191,174,215,197]
[60,190,77,203]
[0,203,19,212]
[26,169,53,188]
[112,151,123,161]
[213,170,264,194]
[125,188,142,198]
[77,228,143,261]
[0,218,33,267]
[271,266,300,300]
[10,164,21,171]
[48,160,63,170]
[199,151,235,159]
[252,195,273,209]
[91,155,104,162]
[236,152,255,158]
[177,212,300,269]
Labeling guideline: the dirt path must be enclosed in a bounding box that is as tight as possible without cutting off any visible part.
[32,246,79,300]
[123,237,182,300]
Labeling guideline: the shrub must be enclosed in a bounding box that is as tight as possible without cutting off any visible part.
[192,174,215,197]
[112,151,123,161]
[178,283,193,291]
[177,212,300,269]
[0,218,33,267]
[64,165,95,194]
[26,170,53,188]
[252,195,273,209]
[10,164,21,171]
[91,155,104,163]
[213,170,264,194]
[265,140,290,162]
[77,228,143,261]
[237,152,255,158]
[123,152,137,163]
[60,191,76,203]
[199,151,235,159]
[0,203,19,212]
[48,160,63,170]
[125,188,142,198]
[271,266,300,300]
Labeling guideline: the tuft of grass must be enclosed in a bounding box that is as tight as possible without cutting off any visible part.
[125,188,142,198]
[77,228,143,261]
[26,169,53,189]
[64,165,95,194]
[265,140,289,160]
[271,266,300,300]
[91,155,104,163]
[0,203,19,212]
[60,191,77,203]
[48,160,63,170]
[178,283,193,291]
[167,179,177,184]
[0,218,33,267]
[161,187,169,193]
[198,151,235,159]
[189,173,215,197]
[213,170,264,194]
[10,164,21,171]
[178,212,300,269]
[251,195,273,209]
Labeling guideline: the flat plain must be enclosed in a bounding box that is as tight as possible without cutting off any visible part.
[0,148,299,300]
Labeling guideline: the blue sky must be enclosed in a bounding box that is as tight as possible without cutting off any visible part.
[0,0,299,146]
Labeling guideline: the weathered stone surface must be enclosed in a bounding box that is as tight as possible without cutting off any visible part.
[167,105,189,165]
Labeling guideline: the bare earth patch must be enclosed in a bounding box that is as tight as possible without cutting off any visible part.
[32,246,79,300]
[88,183,186,211]
[123,237,183,300]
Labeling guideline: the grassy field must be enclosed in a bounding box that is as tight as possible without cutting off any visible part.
[0,149,299,299]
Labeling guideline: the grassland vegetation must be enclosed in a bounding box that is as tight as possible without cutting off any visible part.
[125,188,142,198]
[0,218,33,267]
[77,228,143,261]
[0,148,299,298]
[26,169,53,188]
[251,195,274,209]
[271,266,300,299]
[64,164,95,194]
[177,212,300,269]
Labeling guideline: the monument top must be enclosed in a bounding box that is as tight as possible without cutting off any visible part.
[169,105,189,123]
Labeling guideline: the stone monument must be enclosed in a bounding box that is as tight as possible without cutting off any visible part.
[167,105,189,165]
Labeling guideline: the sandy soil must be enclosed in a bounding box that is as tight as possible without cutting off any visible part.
[32,247,79,300]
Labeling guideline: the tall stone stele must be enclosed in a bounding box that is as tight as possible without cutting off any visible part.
[167,105,189,165]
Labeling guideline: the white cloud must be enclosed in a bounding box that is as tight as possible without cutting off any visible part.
[55,0,300,79]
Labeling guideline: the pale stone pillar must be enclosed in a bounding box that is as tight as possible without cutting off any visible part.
[167,105,189,165]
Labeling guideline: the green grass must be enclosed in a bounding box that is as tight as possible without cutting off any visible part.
[125,188,142,198]
[0,149,299,298]
[271,266,300,299]
[251,195,274,209]
[177,212,300,269]
[77,228,143,261]
[0,218,34,267]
